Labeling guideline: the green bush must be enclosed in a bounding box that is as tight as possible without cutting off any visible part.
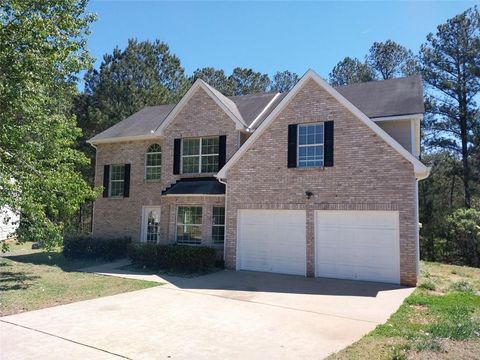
[63,235,131,260]
[418,280,436,291]
[127,243,217,272]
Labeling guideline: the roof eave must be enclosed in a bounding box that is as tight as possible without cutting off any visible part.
[87,134,162,145]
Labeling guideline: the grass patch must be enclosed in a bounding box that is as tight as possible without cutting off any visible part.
[328,261,480,359]
[0,241,160,316]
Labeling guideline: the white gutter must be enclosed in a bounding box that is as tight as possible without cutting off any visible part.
[217,178,228,262]
[87,133,162,145]
[372,113,423,122]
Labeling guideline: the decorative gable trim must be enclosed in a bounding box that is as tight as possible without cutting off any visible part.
[216,69,430,180]
[155,79,247,135]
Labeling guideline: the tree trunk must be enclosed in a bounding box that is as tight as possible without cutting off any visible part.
[459,95,471,208]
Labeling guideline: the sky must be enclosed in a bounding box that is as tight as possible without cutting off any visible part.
[85,0,478,86]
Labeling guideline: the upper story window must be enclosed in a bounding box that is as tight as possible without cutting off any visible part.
[182,137,219,174]
[109,164,125,197]
[145,144,162,180]
[297,123,324,168]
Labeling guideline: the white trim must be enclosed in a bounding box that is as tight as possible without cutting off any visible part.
[247,92,281,131]
[371,113,423,122]
[410,120,416,158]
[180,137,219,174]
[217,69,430,180]
[212,206,226,245]
[108,164,125,198]
[297,122,325,168]
[88,134,161,145]
[175,205,203,245]
[156,79,246,135]
[141,206,161,243]
[145,144,162,180]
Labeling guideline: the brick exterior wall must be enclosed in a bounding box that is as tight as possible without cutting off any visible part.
[224,79,419,286]
[93,87,234,247]
[92,81,420,286]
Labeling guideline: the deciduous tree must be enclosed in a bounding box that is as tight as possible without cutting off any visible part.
[0,0,97,248]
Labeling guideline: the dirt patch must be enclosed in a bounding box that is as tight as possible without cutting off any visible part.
[408,339,480,360]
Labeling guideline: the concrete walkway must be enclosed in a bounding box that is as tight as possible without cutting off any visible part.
[1,261,414,359]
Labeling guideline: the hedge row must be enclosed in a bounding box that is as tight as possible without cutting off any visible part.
[63,235,131,260]
[127,243,217,272]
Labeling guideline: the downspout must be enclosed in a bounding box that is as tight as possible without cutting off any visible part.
[217,177,228,263]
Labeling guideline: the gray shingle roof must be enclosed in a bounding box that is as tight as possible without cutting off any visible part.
[89,75,424,142]
[89,104,175,142]
[334,75,424,118]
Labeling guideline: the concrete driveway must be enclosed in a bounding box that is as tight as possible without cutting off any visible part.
[1,270,414,360]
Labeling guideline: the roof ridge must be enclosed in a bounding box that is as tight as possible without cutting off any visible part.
[334,74,422,88]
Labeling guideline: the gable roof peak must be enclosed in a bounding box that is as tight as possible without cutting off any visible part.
[156,78,247,134]
[216,68,429,180]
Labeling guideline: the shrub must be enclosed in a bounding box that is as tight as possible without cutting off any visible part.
[450,281,474,293]
[418,280,436,291]
[63,235,131,260]
[127,243,217,272]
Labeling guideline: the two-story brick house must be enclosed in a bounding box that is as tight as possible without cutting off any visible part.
[88,69,429,286]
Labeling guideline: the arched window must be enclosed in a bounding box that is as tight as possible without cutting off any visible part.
[145,144,162,180]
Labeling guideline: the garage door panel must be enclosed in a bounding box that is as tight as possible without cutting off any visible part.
[315,211,400,284]
[238,210,306,276]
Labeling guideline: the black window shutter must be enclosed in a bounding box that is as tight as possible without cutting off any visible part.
[287,124,298,168]
[123,164,131,197]
[218,135,227,170]
[173,138,181,175]
[103,165,110,198]
[324,121,334,167]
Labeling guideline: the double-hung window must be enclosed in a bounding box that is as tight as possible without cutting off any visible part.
[182,137,219,174]
[109,165,125,197]
[145,144,162,180]
[298,123,324,168]
[176,206,202,245]
[212,207,225,245]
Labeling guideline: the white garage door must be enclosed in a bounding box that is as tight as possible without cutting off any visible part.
[238,210,306,276]
[315,211,400,284]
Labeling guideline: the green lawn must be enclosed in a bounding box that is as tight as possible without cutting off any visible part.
[0,241,160,316]
[328,261,480,360]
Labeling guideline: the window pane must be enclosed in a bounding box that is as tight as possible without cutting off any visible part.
[146,166,161,180]
[212,226,224,245]
[297,123,324,168]
[110,180,124,197]
[182,138,200,156]
[182,156,199,173]
[213,207,225,225]
[176,225,202,245]
[298,123,324,146]
[201,137,219,155]
[110,165,124,181]
[146,152,161,166]
[201,155,219,173]
[177,207,202,225]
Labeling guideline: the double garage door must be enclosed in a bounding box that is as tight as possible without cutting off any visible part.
[237,209,400,283]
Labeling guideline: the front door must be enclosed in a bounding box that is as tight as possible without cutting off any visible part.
[142,207,161,243]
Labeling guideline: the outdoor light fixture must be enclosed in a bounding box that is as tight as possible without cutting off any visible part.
[305,191,313,199]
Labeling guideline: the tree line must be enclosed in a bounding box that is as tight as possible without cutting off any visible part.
[1,1,479,266]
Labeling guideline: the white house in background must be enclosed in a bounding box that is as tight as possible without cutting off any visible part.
[0,206,19,241]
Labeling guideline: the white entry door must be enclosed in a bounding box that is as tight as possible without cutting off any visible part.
[142,206,161,243]
[237,209,306,276]
[315,211,400,284]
